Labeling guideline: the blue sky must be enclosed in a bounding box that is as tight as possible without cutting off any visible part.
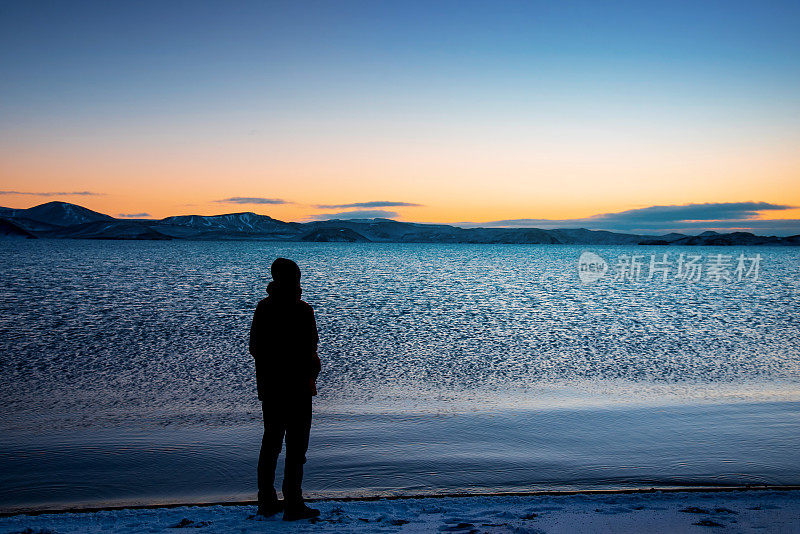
[1,1,799,234]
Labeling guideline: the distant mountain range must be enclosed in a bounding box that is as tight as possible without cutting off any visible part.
[2,201,799,246]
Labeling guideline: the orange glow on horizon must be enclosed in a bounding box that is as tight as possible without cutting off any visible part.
[2,133,799,224]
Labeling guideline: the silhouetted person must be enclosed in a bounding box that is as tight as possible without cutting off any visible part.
[249,258,321,521]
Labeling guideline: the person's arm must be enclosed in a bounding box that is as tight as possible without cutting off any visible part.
[308,307,321,395]
[249,302,266,401]
[310,308,321,380]
[249,303,262,358]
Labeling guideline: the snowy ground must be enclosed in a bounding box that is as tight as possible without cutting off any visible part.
[1,490,798,533]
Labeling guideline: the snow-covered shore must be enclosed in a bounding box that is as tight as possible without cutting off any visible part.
[1,490,798,533]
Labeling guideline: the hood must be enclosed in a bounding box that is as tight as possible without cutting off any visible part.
[266,280,302,302]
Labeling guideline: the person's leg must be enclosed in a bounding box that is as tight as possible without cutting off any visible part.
[282,397,312,508]
[258,401,285,511]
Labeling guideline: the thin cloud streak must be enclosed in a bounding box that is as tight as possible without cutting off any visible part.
[215,197,289,205]
[314,201,422,209]
[0,190,103,196]
[307,209,399,221]
[118,213,151,218]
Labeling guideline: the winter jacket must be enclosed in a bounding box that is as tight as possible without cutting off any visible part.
[249,283,320,401]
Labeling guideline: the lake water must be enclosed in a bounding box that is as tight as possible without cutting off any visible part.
[1,240,799,512]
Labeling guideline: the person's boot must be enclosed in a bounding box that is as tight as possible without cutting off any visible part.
[283,503,320,521]
[256,498,283,518]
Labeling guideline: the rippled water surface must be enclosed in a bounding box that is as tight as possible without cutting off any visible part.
[1,240,799,510]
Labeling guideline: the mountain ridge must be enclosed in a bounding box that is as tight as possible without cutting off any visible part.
[2,201,798,246]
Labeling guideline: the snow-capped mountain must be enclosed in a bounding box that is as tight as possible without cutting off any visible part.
[12,201,114,227]
[160,212,299,233]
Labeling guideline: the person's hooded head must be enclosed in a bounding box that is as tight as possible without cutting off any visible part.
[267,257,302,301]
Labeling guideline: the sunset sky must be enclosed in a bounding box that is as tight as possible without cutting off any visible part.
[1,1,799,234]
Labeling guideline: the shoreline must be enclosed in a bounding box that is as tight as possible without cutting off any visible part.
[3,484,799,518]
[2,487,799,534]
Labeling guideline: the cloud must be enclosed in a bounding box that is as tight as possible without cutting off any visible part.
[0,190,103,196]
[308,209,399,221]
[459,202,800,236]
[117,213,150,218]
[314,200,422,209]
[215,197,289,205]
[588,202,792,223]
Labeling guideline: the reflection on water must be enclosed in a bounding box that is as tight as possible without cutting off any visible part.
[0,240,798,510]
